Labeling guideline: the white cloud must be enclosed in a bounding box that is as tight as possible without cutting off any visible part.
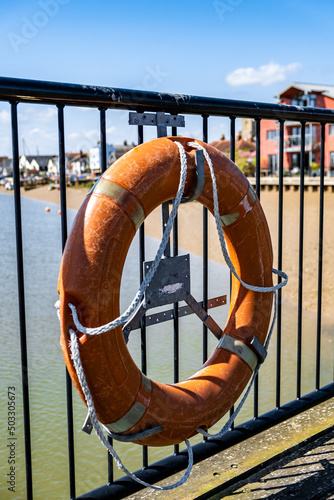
[84,129,99,140]
[106,125,116,135]
[29,128,40,135]
[0,110,10,124]
[226,61,302,87]
[68,132,79,139]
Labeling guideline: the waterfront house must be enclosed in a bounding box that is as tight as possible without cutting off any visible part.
[0,157,13,177]
[89,143,116,173]
[19,155,55,176]
[210,137,256,175]
[260,83,334,175]
[67,151,90,176]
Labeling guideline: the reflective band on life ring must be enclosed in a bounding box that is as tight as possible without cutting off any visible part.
[58,136,273,447]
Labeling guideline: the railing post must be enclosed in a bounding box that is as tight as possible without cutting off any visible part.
[11,101,33,500]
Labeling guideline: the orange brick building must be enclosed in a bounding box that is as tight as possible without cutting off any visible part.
[260,83,334,174]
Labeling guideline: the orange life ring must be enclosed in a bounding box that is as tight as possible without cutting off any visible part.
[58,137,273,447]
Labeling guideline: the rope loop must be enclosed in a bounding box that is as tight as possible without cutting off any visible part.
[187,141,288,295]
[69,328,194,490]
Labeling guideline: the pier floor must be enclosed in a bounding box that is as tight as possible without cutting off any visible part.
[128,398,334,499]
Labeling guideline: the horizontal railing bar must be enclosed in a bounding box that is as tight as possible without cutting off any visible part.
[77,383,334,500]
[1,77,334,122]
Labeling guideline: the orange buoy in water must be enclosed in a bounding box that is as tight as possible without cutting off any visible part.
[58,209,61,215]
[45,207,50,212]
[58,136,273,447]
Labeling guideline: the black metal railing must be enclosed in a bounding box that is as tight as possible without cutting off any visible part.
[1,76,333,500]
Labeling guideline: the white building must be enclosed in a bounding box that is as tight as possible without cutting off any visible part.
[89,144,116,173]
[19,155,54,176]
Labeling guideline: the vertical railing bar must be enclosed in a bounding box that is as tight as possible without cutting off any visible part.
[255,119,261,198]
[161,203,171,257]
[276,120,284,409]
[202,115,209,365]
[254,118,261,419]
[201,115,209,443]
[100,108,107,174]
[58,105,76,500]
[316,123,325,390]
[11,101,33,500]
[297,121,306,400]
[58,106,68,249]
[100,106,115,483]
[172,210,179,456]
[229,116,236,427]
[107,438,114,482]
[230,117,236,163]
[172,123,180,455]
[136,124,148,469]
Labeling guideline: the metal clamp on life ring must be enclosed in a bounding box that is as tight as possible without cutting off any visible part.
[58,136,273,447]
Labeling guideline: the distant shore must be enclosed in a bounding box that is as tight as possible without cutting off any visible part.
[0,184,91,211]
[1,184,333,318]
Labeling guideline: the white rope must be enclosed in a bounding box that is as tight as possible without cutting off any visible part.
[68,140,188,336]
[60,141,194,491]
[56,139,289,489]
[69,328,194,490]
[186,140,287,439]
[187,141,288,293]
[197,289,278,439]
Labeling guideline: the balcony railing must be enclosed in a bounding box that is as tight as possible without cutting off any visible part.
[285,133,312,148]
[0,77,333,500]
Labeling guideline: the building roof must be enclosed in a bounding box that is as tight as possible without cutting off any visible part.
[210,138,256,153]
[210,140,230,152]
[23,155,55,167]
[114,144,133,160]
[277,83,334,100]
[0,158,13,169]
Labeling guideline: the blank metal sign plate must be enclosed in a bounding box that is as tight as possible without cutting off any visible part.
[144,254,190,308]
[129,111,185,128]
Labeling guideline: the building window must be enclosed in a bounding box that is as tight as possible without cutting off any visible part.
[329,125,334,136]
[292,153,299,168]
[267,130,278,140]
[291,93,313,107]
[268,154,278,173]
[330,152,334,167]
[309,94,316,107]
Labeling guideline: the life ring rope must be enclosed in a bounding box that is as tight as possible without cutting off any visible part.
[56,139,288,490]
[68,322,195,491]
[188,141,288,293]
[66,140,189,337]
[197,287,279,439]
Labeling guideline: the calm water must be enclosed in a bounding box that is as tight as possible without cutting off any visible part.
[0,193,333,500]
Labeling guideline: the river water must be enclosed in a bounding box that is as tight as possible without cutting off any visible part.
[0,193,333,500]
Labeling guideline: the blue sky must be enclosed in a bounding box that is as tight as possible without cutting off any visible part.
[0,0,333,155]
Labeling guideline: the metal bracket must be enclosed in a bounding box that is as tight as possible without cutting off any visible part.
[250,336,267,364]
[102,424,163,443]
[82,413,93,435]
[81,412,163,443]
[182,149,206,203]
[122,254,226,342]
[123,295,227,337]
[129,111,185,137]
[144,254,190,308]
[184,293,223,340]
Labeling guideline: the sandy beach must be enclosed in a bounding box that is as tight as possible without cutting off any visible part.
[2,184,333,317]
